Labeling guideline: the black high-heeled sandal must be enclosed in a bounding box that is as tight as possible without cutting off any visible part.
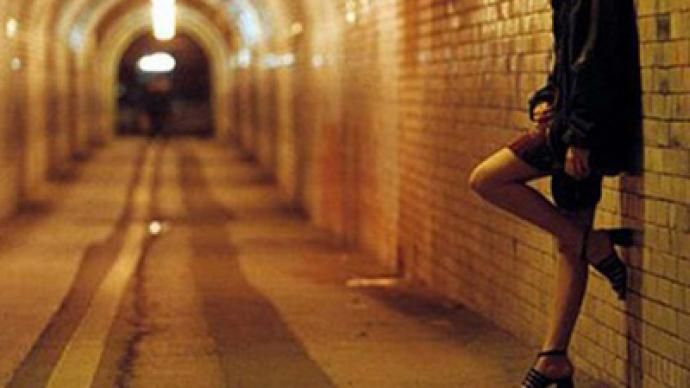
[603,227,635,248]
[582,228,630,300]
[522,349,574,388]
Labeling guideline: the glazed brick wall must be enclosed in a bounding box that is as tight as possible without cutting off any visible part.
[53,44,78,175]
[273,64,299,202]
[256,53,279,171]
[235,67,257,154]
[0,0,81,218]
[0,2,18,219]
[265,14,352,237]
[625,0,690,386]
[390,0,690,386]
[0,0,45,215]
[0,0,686,385]
[340,0,402,263]
[242,0,690,386]
[396,0,559,336]
[21,4,51,203]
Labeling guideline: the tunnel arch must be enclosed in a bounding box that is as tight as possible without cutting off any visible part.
[12,0,341,208]
[56,0,291,54]
[49,0,306,150]
[12,0,347,213]
[60,0,235,148]
[96,4,232,141]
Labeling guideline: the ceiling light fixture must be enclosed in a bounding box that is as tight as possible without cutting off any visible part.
[137,52,177,73]
[6,18,18,39]
[151,0,176,41]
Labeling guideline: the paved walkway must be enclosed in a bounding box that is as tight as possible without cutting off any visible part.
[0,139,604,387]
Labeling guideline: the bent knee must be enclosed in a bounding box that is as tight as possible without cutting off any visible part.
[470,149,534,196]
[469,165,496,196]
[557,239,575,256]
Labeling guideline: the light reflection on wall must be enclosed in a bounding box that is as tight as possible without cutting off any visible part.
[69,20,88,51]
[234,47,252,68]
[225,0,264,46]
[345,1,357,24]
[311,54,324,68]
[261,52,295,69]
[5,18,18,39]
[11,57,22,71]
[291,22,303,36]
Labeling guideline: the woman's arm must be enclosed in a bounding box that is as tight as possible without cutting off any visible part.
[529,71,558,122]
[560,0,616,150]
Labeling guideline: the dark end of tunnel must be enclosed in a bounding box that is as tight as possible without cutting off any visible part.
[118,33,213,139]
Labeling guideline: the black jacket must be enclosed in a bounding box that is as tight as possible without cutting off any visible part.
[529,0,642,175]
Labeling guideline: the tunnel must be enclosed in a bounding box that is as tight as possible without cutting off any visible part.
[118,32,212,136]
[0,0,688,387]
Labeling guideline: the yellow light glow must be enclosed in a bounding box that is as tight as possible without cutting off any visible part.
[138,52,176,73]
[311,54,324,68]
[291,22,303,36]
[151,0,176,41]
[346,277,399,288]
[282,53,295,67]
[345,1,357,24]
[148,220,164,235]
[236,48,252,68]
[10,57,21,71]
[6,18,18,39]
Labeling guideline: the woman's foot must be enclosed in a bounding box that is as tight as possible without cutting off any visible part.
[533,352,574,380]
[522,350,574,387]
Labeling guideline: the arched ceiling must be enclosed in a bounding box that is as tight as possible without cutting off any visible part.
[95,2,234,139]
[99,2,230,71]
[94,0,235,45]
[57,0,297,54]
[22,0,336,51]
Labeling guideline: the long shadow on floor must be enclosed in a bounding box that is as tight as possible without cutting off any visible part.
[177,143,335,387]
[6,143,149,388]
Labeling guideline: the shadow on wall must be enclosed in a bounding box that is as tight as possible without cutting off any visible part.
[621,4,644,386]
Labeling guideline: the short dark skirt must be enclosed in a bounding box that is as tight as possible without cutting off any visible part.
[508,129,559,173]
[507,130,603,211]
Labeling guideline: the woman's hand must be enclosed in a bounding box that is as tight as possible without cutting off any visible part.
[565,147,591,180]
[532,102,553,132]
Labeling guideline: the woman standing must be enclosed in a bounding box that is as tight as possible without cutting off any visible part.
[468,0,641,386]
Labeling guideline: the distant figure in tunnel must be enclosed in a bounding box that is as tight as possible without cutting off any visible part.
[468,0,641,386]
[142,75,173,138]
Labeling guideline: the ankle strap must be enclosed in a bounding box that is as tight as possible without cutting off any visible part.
[538,349,567,357]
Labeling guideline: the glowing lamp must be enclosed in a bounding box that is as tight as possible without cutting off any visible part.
[6,18,18,38]
[151,0,176,41]
[138,52,177,73]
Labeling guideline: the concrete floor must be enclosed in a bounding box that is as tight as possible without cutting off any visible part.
[0,139,605,387]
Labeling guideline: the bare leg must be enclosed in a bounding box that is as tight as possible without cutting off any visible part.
[534,208,595,378]
[469,148,583,249]
[469,149,607,380]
